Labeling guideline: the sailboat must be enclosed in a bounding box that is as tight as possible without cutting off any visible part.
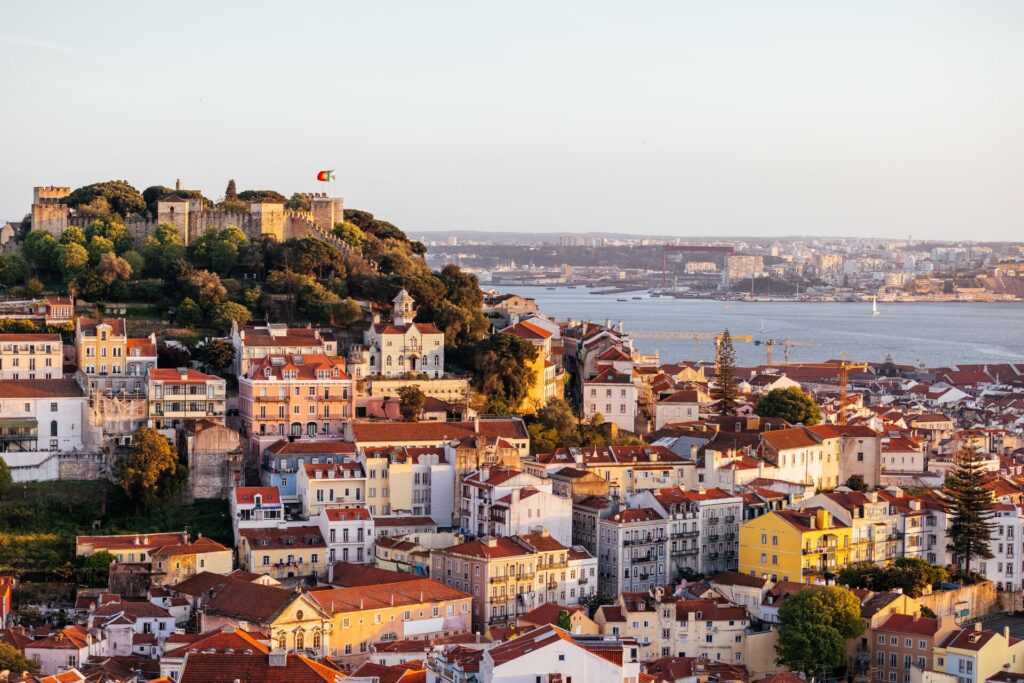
[872,296,880,316]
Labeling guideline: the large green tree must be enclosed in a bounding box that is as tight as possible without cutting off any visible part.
[78,550,116,587]
[754,386,822,425]
[64,180,146,221]
[397,385,426,421]
[776,586,866,677]
[944,448,996,572]
[115,428,181,512]
[467,333,538,413]
[838,558,947,598]
[0,642,39,674]
[711,330,739,415]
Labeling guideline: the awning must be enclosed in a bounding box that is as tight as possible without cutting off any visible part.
[0,418,38,429]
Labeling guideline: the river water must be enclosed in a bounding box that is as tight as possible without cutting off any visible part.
[502,288,1024,368]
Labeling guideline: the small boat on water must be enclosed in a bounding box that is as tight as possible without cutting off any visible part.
[568,286,577,289]
[617,298,628,302]
[546,287,556,290]
[872,296,880,316]
[631,296,642,300]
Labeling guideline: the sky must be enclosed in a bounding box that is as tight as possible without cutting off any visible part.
[1,1,1021,240]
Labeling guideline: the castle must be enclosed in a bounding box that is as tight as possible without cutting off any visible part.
[29,181,346,249]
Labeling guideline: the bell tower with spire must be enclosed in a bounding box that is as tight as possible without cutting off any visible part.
[392,289,416,326]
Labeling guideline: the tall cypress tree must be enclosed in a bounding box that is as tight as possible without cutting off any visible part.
[225,179,237,201]
[945,448,995,573]
[712,329,739,416]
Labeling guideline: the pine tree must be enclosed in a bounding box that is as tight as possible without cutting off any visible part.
[945,448,996,573]
[712,329,739,416]
[225,179,237,200]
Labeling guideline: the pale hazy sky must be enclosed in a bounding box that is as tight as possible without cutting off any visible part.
[1,1,1021,240]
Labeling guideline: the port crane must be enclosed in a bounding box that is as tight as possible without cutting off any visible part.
[768,360,870,425]
[755,338,820,365]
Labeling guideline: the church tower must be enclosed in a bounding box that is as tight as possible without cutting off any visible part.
[392,289,416,326]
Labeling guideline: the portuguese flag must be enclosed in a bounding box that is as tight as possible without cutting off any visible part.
[317,170,334,182]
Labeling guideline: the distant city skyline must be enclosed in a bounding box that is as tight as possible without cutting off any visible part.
[1,1,1021,240]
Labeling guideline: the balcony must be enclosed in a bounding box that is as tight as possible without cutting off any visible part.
[578,577,589,585]
[725,515,736,523]
[802,545,838,555]
[708,535,719,542]
[672,530,700,539]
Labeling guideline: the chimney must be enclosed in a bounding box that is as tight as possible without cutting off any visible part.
[618,321,624,333]
[1006,626,1011,641]
[474,416,480,434]
[815,509,830,529]
[974,622,983,632]
[690,445,698,460]
[268,649,287,667]
[605,319,612,329]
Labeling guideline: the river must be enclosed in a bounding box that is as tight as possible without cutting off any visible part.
[501,288,1024,368]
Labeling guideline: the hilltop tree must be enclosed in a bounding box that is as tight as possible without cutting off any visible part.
[21,230,59,276]
[711,330,739,416]
[237,190,287,203]
[225,179,238,201]
[944,448,996,572]
[754,387,822,425]
[114,427,181,512]
[398,385,426,421]
[175,297,203,327]
[64,180,146,221]
[776,586,866,677]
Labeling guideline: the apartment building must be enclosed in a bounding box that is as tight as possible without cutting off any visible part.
[461,467,571,546]
[597,508,670,596]
[230,321,336,376]
[362,445,456,523]
[75,318,157,394]
[583,367,639,433]
[799,489,901,565]
[306,571,472,664]
[596,590,748,663]
[239,353,354,456]
[478,625,640,683]
[869,613,957,683]
[296,461,367,517]
[260,439,357,503]
[145,367,226,432]
[0,332,62,380]
[237,525,329,584]
[230,486,285,545]
[738,508,853,584]
[931,625,1024,683]
[315,507,375,565]
[630,486,742,576]
[430,532,598,630]
[0,379,92,481]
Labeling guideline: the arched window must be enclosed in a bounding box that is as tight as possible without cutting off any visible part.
[295,629,304,650]
[386,356,392,366]
[369,355,376,367]
[278,633,287,650]
[307,422,317,436]
[291,422,302,436]
[398,355,405,366]
[312,630,322,650]
[50,420,57,437]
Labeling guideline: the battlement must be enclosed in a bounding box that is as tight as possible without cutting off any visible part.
[33,186,71,203]
[296,192,331,199]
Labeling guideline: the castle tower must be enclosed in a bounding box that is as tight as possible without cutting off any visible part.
[31,186,71,236]
[311,193,344,231]
[157,196,191,245]
[250,199,285,241]
[392,289,416,326]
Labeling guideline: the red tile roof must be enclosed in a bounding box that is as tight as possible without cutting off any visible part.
[308,577,469,612]
[178,651,343,682]
[0,379,84,399]
[352,419,527,443]
[148,368,222,383]
[234,486,282,506]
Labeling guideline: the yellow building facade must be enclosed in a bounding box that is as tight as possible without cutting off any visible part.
[739,508,852,584]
